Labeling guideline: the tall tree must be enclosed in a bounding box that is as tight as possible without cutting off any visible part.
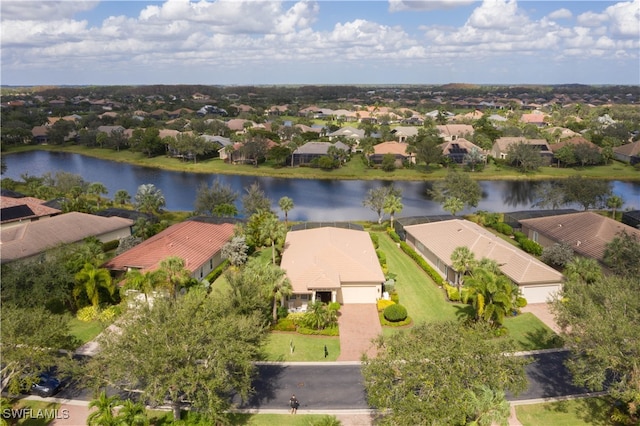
[362,321,527,425]
[552,274,640,424]
[430,170,482,212]
[87,390,120,426]
[242,182,272,216]
[116,399,149,426]
[194,178,239,217]
[259,213,287,265]
[278,196,294,226]
[606,194,624,219]
[158,256,191,300]
[473,114,501,144]
[450,246,475,293]
[563,257,602,285]
[123,269,164,303]
[221,236,249,268]
[113,189,131,206]
[506,141,543,173]
[443,196,465,216]
[74,263,115,308]
[603,231,640,277]
[1,306,75,395]
[383,193,403,229]
[91,288,267,422]
[406,127,444,169]
[243,259,292,323]
[134,183,166,215]
[363,185,401,224]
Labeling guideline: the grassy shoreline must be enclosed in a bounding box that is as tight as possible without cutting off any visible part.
[5,145,640,181]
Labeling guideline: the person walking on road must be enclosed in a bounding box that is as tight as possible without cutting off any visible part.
[289,394,299,414]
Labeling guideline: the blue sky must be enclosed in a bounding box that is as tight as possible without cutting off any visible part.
[1,1,639,86]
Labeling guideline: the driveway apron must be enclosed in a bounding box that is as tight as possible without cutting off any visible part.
[337,304,382,361]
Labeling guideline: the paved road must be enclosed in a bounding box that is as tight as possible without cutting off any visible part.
[232,350,590,410]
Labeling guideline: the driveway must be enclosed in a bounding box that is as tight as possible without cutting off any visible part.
[521,303,561,334]
[337,304,381,361]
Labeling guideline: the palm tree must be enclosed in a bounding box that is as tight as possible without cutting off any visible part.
[116,399,149,426]
[563,257,602,284]
[450,246,475,294]
[443,196,464,216]
[158,256,191,300]
[606,194,624,219]
[114,189,131,206]
[88,182,108,209]
[87,390,120,426]
[383,194,403,229]
[124,269,164,303]
[463,265,519,327]
[278,196,294,227]
[134,183,165,215]
[260,214,287,265]
[465,386,511,426]
[266,265,293,323]
[74,263,115,308]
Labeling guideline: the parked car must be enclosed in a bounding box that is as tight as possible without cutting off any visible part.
[22,372,61,398]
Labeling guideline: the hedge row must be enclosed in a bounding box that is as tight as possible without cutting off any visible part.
[395,240,445,286]
[205,259,230,283]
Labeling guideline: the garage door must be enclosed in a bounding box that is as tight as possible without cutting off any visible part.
[520,284,562,304]
[340,285,380,304]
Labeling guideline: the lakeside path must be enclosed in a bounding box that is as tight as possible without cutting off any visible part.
[6,146,640,182]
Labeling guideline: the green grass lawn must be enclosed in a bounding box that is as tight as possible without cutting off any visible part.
[516,397,614,426]
[149,411,342,425]
[5,400,61,426]
[261,332,340,362]
[503,312,562,350]
[67,317,106,345]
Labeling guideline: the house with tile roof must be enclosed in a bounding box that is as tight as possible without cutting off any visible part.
[289,141,349,166]
[280,227,385,307]
[404,219,564,303]
[103,219,235,281]
[519,211,640,265]
[1,212,133,264]
[370,141,414,167]
[390,126,420,143]
[439,138,486,165]
[0,196,61,229]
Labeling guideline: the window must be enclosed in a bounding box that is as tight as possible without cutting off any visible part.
[300,294,308,300]
[532,231,539,242]
[209,259,213,269]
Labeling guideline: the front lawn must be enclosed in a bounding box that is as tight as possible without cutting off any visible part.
[261,332,340,362]
[4,399,61,426]
[67,317,106,345]
[516,397,614,426]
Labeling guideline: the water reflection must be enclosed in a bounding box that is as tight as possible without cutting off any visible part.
[3,151,639,221]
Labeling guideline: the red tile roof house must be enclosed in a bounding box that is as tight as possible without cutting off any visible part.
[103,220,235,282]
[370,141,415,167]
[280,227,385,309]
[1,212,133,264]
[403,219,564,304]
[519,211,640,266]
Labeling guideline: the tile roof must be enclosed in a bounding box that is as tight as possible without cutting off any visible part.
[549,136,600,153]
[1,196,61,222]
[519,212,640,261]
[614,140,640,157]
[405,219,563,285]
[1,212,133,263]
[373,141,411,155]
[280,227,385,293]
[103,221,234,274]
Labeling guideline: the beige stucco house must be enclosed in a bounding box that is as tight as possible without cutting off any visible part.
[280,227,385,307]
[404,219,564,304]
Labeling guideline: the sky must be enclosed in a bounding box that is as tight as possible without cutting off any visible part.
[1,0,639,86]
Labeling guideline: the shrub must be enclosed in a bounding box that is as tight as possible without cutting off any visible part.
[376,249,386,267]
[287,312,306,325]
[381,154,396,172]
[513,231,527,243]
[444,283,460,302]
[328,302,341,312]
[399,241,444,286]
[277,305,289,319]
[516,296,528,308]
[98,305,120,322]
[390,290,400,304]
[205,260,229,283]
[297,326,339,336]
[494,222,513,236]
[520,238,543,256]
[273,318,297,332]
[369,233,379,249]
[76,305,99,322]
[383,304,408,322]
[377,299,395,312]
[101,240,119,252]
[387,229,401,243]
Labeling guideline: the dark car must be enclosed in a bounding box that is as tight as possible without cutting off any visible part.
[24,373,61,398]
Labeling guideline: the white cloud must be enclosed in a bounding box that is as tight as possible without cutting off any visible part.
[548,8,572,20]
[604,0,640,38]
[388,0,475,12]
[466,0,528,30]
[0,0,97,20]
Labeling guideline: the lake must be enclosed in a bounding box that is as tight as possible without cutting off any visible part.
[3,151,640,221]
